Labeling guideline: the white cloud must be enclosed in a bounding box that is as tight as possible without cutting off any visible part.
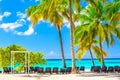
[30,0,39,2]
[35,0,39,2]
[0,11,26,32]
[64,22,70,28]
[0,11,35,36]
[14,25,34,36]
[16,11,26,19]
[63,19,70,28]
[63,19,81,28]
[0,19,25,32]
[0,11,11,21]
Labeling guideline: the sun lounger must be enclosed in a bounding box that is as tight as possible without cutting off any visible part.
[66,67,71,74]
[91,66,95,72]
[3,67,9,73]
[37,67,44,74]
[29,67,34,73]
[52,67,58,74]
[60,68,66,74]
[101,66,107,73]
[80,66,85,72]
[118,67,120,73]
[114,66,119,72]
[76,67,79,71]
[45,67,52,74]
[94,66,101,73]
[34,67,39,73]
[107,66,114,73]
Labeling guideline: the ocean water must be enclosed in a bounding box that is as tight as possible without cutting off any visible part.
[1,58,120,71]
[37,58,120,70]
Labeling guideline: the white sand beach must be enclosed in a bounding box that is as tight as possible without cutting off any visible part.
[0,73,120,80]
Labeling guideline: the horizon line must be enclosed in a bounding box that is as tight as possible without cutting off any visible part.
[46,58,120,60]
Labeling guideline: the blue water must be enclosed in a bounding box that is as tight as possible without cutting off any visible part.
[1,58,120,71]
[37,58,120,70]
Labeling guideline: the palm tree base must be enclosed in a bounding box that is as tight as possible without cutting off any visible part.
[71,68,78,74]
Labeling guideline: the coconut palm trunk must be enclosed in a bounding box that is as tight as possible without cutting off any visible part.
[89,48,95,66]
[99,42,105,67]
[58,27,66,68]
[69,0,77,73]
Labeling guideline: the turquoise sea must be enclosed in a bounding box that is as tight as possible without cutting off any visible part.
[36,58,120,70]
[1,58,120,71]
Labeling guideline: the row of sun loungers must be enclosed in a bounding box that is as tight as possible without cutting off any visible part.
[29,66,85,74]
[2,66,84,74]
[91,66,120,73]
[2,66,120,74]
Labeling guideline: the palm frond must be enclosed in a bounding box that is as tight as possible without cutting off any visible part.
[110,32,115,45]
[92,46,108,58]
[76,48,86,61]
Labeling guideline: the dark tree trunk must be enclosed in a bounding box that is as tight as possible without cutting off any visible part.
[100,42,105,67]
[89,48,95,66]
[58,27,66,68]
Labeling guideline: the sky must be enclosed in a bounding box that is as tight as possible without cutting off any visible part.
[0,0,120,59]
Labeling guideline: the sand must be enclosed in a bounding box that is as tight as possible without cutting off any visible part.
[0,72,119,80]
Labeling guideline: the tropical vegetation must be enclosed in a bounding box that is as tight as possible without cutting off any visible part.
[26,0,69,68]
[75,0,120,67]
[0,44,46,68]
[25,0,120,73]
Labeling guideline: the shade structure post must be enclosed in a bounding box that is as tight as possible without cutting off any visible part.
[13,52,14,74]
[28,52,30,75]
[11,51,30,75]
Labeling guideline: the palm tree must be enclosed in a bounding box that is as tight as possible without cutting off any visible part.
[26,0,67,68]
[69,0,81,74]
[74,23,108,66]
[86,0,107,67]
[74,0,119,67]
[68,0,78,73]
[74,25,96,66]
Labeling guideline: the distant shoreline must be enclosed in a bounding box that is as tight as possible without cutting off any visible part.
[47,58,120,60]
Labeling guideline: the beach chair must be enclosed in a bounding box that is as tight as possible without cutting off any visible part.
[29,67,34,73]
[118,67,120,73]
[76,67,79,71]
[34,67,39,73]
[107,66,114,73]
[101,66,107,73]
[94,66,101,73]
[60,68,66,74]
[80,66,85,72]
[3,67,9,73]
[91,66,95,72]
[66,67,72,74]
[52,67,59,74]
[38,67,44,74]
[114,66,119,72]
[76,67,79,72]
[45,67,52,74]
[7,67,11,73]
